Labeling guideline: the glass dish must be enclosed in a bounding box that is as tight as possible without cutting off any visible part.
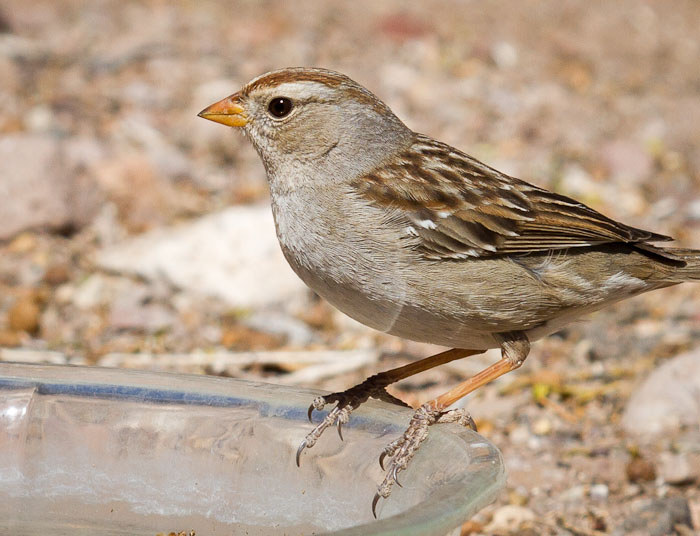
[0,362,504,536]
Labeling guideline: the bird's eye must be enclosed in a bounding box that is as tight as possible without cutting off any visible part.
[268,97,293,118]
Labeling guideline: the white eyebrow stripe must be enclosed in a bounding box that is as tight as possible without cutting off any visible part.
[256,81,336,100]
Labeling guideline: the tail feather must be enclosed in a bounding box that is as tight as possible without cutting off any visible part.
[673,249,700,280]
[636,244,700,281]
[660,247,700,281]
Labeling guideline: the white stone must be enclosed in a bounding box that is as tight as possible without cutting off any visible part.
[561,485,586,502]
[622,349,700,438]
[658,452,700,485]
[486,505,536,532]
[590,483,609,501]
[491,41,519,69]
[0,134,66,240]
[96,205,307,309]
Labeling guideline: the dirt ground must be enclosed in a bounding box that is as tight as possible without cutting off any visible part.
[1,1,699,534]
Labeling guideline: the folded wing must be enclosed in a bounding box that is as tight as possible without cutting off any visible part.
[352,135,671,259]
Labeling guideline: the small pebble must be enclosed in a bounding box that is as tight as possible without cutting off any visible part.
[7,232,38,253]
[659,452,699,485]
[8,295,41,334]
[486,505,536,532]
[491,41,518,69]
[626,456,657,483]
[509,424,531,444]
[460,520,483,535]
[590,483,609,501]
[508,487,529,506]
[0,330,23,347]
[43,264,70,285]
[532,417,552,436]
[616,497,692,536]
[561,485,586,502]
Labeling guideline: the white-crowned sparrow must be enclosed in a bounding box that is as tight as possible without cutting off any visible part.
[199,67,700,515]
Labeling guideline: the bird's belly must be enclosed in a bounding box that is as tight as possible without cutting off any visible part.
[280,246,504,349]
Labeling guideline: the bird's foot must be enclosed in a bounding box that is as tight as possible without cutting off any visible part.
[296,374,409,466]
[372,405,476,517]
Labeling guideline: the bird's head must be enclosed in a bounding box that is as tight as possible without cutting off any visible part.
[199,67,413,182]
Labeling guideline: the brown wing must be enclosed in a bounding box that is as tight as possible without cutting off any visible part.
[351,135,671,259]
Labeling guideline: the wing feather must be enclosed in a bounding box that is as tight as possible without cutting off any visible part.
[351,134,672,259]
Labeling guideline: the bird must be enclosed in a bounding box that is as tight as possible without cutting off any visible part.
[198,67,700,516]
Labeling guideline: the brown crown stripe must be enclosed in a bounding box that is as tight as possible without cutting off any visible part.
[245,68,354,92]
[242,67,388,112]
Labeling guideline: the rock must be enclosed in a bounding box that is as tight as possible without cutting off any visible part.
[460,520,484,535]
[0,6,12,33]
[689,499,700,535]
[485,505,536,533]
[532,417,553,436]
[626,456,656,483]
[7,232,38,253]
[0,54,19,97]
[109,300,175,333]
[97,205,307,309]
[622,349,700,438]
[0,330,22,347]
[560,163,596,200]
[560,485,586,502]
[92,153,173,233]
[43,264,71,286]
[244,312,315,347]
[491,41,519,69]
[0,134,65,240]
[687,199,700,222]
[24,105,56,132]
[72,274,111,310]
[7,295,41,334]
[114,115,192,181]
[0,348,68,364]
[507,487,529,507]
[0,134,100,240]
[508,424,533,445]
[590,483,609,501]
[615,497,692,536]
[377,12,430,42]
[600,139,653,185]
[220,325,284,351]
[96,349,378,381]
[658,452,700,485]
[104,279,170,333]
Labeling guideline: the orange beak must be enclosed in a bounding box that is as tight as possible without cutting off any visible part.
[198,93,248,127]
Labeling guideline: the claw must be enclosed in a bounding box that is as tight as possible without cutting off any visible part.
[295,440,307,467]
[392,465,402,488]
[337,419,344,441]
[307,403,315,423]
[371,492,381,519]
[379,450,387,471]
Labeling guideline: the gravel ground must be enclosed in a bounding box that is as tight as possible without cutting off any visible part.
[1,1,699,534]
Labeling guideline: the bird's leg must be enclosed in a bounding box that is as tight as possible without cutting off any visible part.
[296,348,483,466]
[373,333,530,517]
